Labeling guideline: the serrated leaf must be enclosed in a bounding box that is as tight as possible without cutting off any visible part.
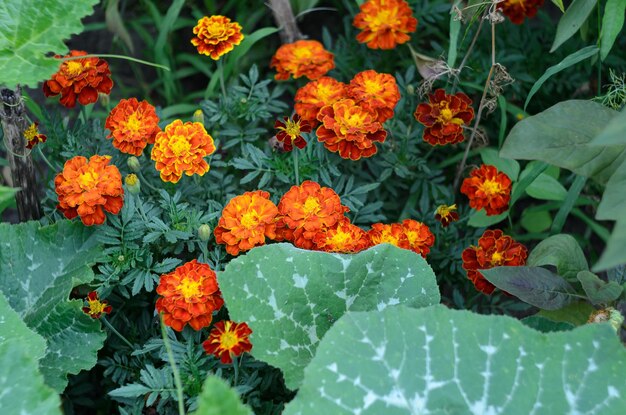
[218,243,440,390]
[0,0,99,88]
[108,383,152,398]
[287,305,626,414]
[527,234,588,280]
[191,376,252,415]
[600,0,626,60]
[576,270,623,305]
[551,0,598,52]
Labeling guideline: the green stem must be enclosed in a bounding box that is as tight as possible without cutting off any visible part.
[160,314,186,415]
[217,59,227,98]
[597,2,602,95]
[233,355,240,386]
[101,317,134,349]
[61,54,170,71]
[293,149,300,185]
[137,170,160,193]
[37,146,57,171]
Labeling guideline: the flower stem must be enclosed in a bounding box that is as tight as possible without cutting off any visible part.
[137,170,160,193]
[233,355,240,385]
[159,314,186,415]
[217,59,227,98]
[101,317,135,349]
[293,149,300,185]
[61,54,170,71]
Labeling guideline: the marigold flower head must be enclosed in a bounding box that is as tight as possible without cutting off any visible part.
[105,98,161,156]
[156,260,224,331]
[191,15,244,60]
[54,155,124,226]
[367,223,409,249]
[295,77,348,127]
[270,40,335,81]
[24,122,47,150]
[316,98,387,160]
[462,229,528,294]
[82,291,112,319]
[353,0,418,50]
[460,164,512,216]
[414,89,474,146]
[214,190,279,256]
[151,119,216,183]
[400,219,435,257]
[498,0,544,24]
[203,320,252,364]
[435,204,459,227]
[348,70,400,123]
[274,114,312,151]
[313,218,371,253]
[43,50,113,108]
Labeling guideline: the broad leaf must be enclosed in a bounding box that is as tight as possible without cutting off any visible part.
[521,315,574,332]
[468,209,508,227]
[0,0,99,88]
[551,0,598,52]
[538,301,595,325]
[600,0,626,60]
[191,376,252,415]
[520,209,552,233]
[597,152,626,221]
[593,218,626,272]
[218,243,440,390]
[0,185,18,214]
[0,220,106,392]
[285,305,626,414]
[480,147,520,181]
[576,270,623,305]
[524,173,567,201]
[527,234,588,280]
[590,106,626,146]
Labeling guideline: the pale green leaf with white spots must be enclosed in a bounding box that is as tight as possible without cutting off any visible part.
[218,243,440,390]
[286,305,626,415]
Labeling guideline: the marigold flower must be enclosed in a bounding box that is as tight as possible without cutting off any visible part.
[316,98,387,160]
[214,190,279,256]
[191,15,244,59]
[156,260,224,331]
[435,204,459,227]
[151,119,216,183]
[270,40,335,81]
[498,0,544,25]
[367,223,409,249]
[313,218,371,253]
[82,291,112,319]
[353,0,418,50]
[203,320,253,364]
[295,77,348,127]
[460,164,512,216]
[400,219,435,257]
[276,181,349,249]
[414,89,474,146]
[54,155,124,226]
[462,229,528,294]
[105,98,161,156]
[24,122,47,150]
[274,114,312,151]
[348,70,400,123]
[43,50,113,108]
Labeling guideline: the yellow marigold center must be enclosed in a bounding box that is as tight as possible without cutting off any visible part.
[240,210,260,229]
[437,103,464,125]
[338,109,368,135]
[206,21,227,37]
[363,79,382,95]
[369,9,395,30]
[66,60,86,76]
[479,179,504,196]
[125,173,139,186]
[377,230,398,245]
[169,134,192,156]
[405,230,418,245]
[219,331,240,349]
[87,299,107,315]
[282,119,301,139]
[436,204,457,217]
[491,251,504,265]
[303,196,321,215]
[317,85,335,102]
[293,47,313,60]
[24,123,39,141]
[125,112,143,134]
[177,277,202,299]
[78,170,99,190]
[329,229,352,247]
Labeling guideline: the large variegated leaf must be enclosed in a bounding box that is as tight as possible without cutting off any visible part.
[286,305,626,414]
[191,376,252,415]
[218,243,440,390]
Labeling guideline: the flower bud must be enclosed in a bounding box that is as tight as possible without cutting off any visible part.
[588,307,624,332]
[198,224,212,241]
[127,156,141,173]
[124,174,141,194]
[192,109,205,124]
[98,92,110,108]
[406,84,415,95]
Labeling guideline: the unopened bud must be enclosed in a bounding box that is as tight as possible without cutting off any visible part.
[127,156,141,173]
[198,224,212,241]
[192,109,204,124]
[98,92,110,107]
[588,307,624,332]
[406,84,415,95]
[125,174,141,194]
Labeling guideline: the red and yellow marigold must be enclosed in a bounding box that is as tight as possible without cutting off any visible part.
[275,114,312,151]
[54,155,124,226]
[82,291,112,319]
[43,50,113,108]
[105,98,161,156]
[313,218,371,253]
[203,320,253,364]
[24,122,47,150]
[462,229,528,294]
[270,40,335,81]
[367,223,409,249]
[348,70,400,123]
[214,190,279,256]
[401,219,435,257]
[191,15,244,59]
[353,0,418,50]
[414,89,474,146]
[156,260,224,331]
[435,204,459,227]
[316,98,387,160]
[498,0,544,25]
[151,119,216,183]
[460,164,512,216]
[294,77,348,127]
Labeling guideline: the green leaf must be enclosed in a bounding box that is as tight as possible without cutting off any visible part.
[527,234,589,280]
[551,0,598,52]
[538,301,595,325]
[551,0,566,12]
[597,159,626,220]
[520,209,552,233]
[521,315,574,332]
[481,266,578,309]
[524,173,568,200]
[593,218,626,271]
[0,0,99,88]
[0,220,106,392]
[525,46,599,109]
[0,185,18,215]
[285,305,626,414]
[480,147,520,181]
[191,376,252,415]
[447,7,461,67]
[577,270,623,304]
[218,243,440,390]
[501,100,623,184]
[509,161,549,204]
[591,106,626,146]
[467,209,508,227]
[600,0,626,60]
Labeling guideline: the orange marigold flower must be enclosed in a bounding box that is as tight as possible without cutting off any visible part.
[214,190,279,256]
[313,218,371,253]
[414,89,474,146]
[348,70,400,123]
[316,98,387,160]
[353,0,418,50]
[274,114,312,151]
[276,181,349,249]
[270,40,335,81]
[435,204,459,227]
[401,219,435,257]
[43,50,113,108]
[462,229,528,294]
[105,98,161,156]
[191,15,244,60]
[156,260,224,332]
[151,119,216,183]
[203,320,253,364]
[54,155,124,226]
[498,0,544,25]
[367,223,409,249]
[295,77,348,127]
[24,122,47,150]
[460,164,512,216]
[82,291,112,319]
